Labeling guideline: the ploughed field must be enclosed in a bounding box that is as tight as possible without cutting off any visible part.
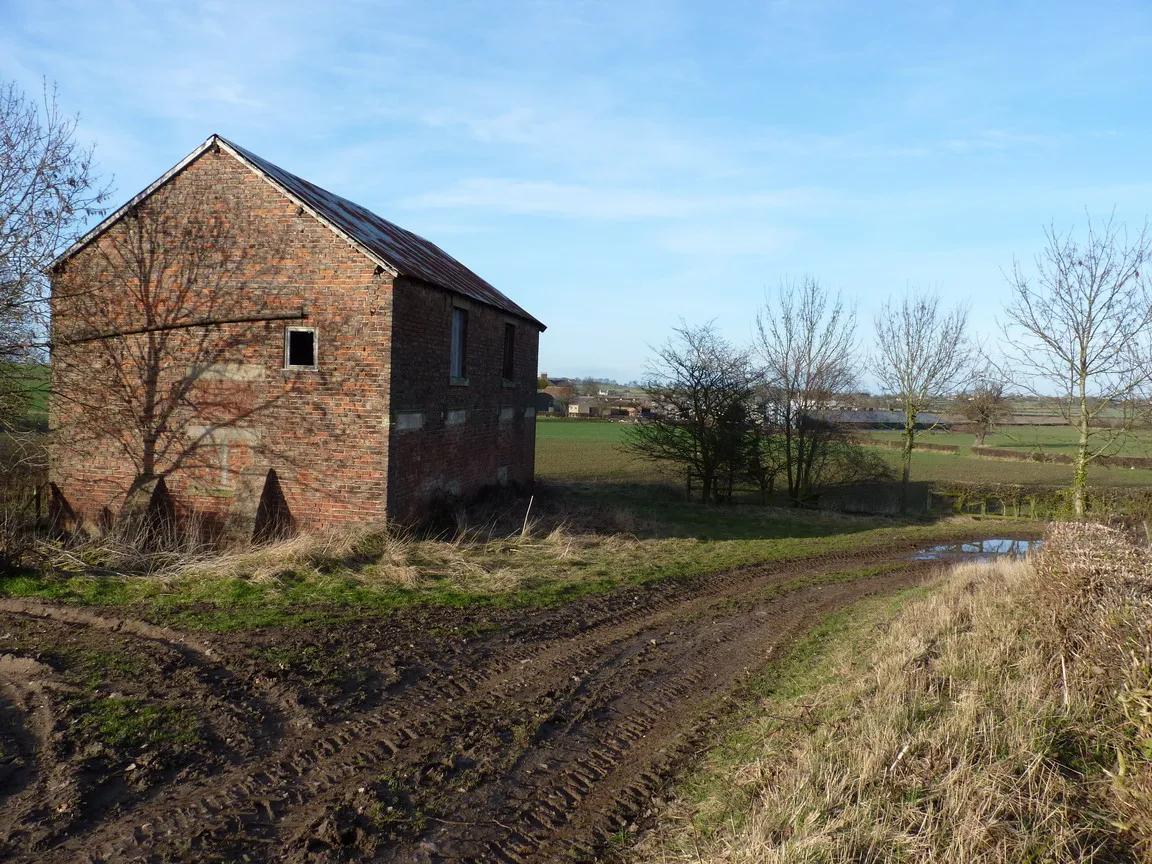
[0,526,1036,863]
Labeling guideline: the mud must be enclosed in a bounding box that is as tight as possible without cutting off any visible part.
[0,529,1036,862]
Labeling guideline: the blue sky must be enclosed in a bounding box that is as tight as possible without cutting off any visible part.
[3,0,1150,383]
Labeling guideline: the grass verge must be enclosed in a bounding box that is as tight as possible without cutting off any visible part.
[633,524,1152,863]
[0,503,1017,630]
[632,583,934,859]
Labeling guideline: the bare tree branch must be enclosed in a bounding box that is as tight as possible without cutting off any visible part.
[0,79,111,429]
[755,276,857,503]
[872,288,970,511]
[625,322,759,504]
[1000,212,1152,516]
[959,359,1010,446]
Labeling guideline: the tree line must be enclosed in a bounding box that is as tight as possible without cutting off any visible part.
[624,279,960,510]
[629,217,1152,518]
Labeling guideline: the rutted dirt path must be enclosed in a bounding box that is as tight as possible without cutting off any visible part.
[0,529,1035,862]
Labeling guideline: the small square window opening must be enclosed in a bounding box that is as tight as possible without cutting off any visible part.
[450,307,468,379]
[285,327,317,369]
[502,322,516,380]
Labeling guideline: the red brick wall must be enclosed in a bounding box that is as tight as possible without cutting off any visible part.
[51,146,394,531]
[387,276,540,523]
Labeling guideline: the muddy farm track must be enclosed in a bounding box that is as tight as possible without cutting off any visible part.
[0,531,1032,863]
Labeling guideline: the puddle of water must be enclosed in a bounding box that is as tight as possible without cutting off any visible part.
[911,538,1041,561]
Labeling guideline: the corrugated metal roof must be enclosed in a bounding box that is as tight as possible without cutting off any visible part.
[54,135,544,329]
[217,137,544,329]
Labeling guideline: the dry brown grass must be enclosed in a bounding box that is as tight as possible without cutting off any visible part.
[31,515,219,576]
[636,523,1152,863]
[29,514,653,597]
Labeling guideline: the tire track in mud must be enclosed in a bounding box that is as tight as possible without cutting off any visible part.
[0,603,310,858]
[0,654,59,818]
[390,569,924,863]
[0,599,314,733]
[0,532,1036,863]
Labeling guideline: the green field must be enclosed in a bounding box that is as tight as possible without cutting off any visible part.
[0,420,1052,630]
[535,418,661,483]
[536,418,1152,489]
[870,425,1152,458]
[869,426,1152,487]
[872,448,1152,487]
[2,361,49,425]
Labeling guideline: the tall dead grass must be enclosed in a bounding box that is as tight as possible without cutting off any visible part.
[638,523,1152,863]
[30,512,651,596]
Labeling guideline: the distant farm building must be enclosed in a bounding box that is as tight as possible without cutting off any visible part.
[826,410,949,431]
[538,373,575,389]
[568,399,605,418]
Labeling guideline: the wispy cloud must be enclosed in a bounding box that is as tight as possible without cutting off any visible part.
[3,0,1149,379]
[403,177,833,220]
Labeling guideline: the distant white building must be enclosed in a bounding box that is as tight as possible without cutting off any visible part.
[568,398,605,417]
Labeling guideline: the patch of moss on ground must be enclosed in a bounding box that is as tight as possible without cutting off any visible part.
[72,696,200,750]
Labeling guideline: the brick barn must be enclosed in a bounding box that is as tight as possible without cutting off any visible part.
[49,134,545,534]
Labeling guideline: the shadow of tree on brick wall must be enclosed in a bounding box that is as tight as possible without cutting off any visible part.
[50,166,313,536]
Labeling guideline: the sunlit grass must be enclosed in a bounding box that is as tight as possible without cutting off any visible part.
[2,513,998,630]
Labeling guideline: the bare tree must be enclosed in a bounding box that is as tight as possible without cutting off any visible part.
[755,276,857,503]
[51,174,297,522]
[1002,215,1152,517]
[873,289,970,511]
[0,80,111,428]
[574,377,611,397]
[625,322,758,504]
[959,362,1009,446]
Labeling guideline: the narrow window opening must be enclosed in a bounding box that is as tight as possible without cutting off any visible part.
[285,327,317,369]
[450,307,468,379]
[502,322,516,380]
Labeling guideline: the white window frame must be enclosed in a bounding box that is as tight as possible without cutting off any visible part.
[284,326,319,370]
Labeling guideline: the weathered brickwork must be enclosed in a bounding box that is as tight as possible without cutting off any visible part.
[388,278,539,522]
[50,143,541,532]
